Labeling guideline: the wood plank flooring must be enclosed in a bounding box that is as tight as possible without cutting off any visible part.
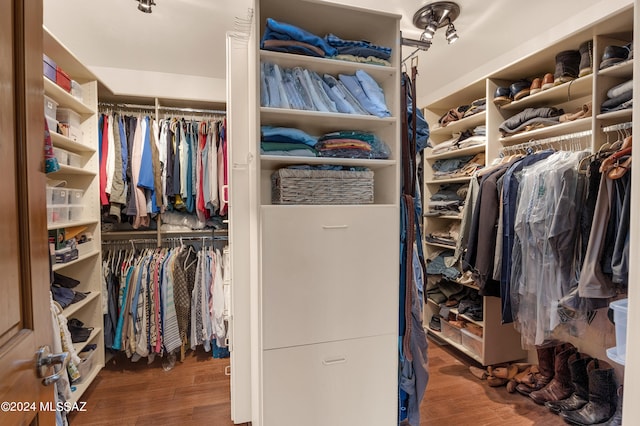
[70,338,564,425]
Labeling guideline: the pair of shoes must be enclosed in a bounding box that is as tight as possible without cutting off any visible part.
[579,40,594,77]
[492,80,531,106]
[529,71,556,94]
[600,43,632,70]
[541,73,554,90]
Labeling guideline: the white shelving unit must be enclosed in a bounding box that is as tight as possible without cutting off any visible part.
[420,6,634,368]
[43,27,104,403]
[228,0,400,424]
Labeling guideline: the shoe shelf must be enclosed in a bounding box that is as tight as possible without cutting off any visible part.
[498,117,592,146]
[72,326,102,354]
[597,59,633,78]
[52,248,100,272]
[500,75,593,112]
[449,307,484,328]
[62,291,100,318]
[429,112,486,139]
[425,143,486,161]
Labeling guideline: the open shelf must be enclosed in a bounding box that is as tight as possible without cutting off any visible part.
[425,143,486,161]
[429,112,485,138]
[426,328,482,363]
[48,219,99,231]
[500,75,593,111]
[598,60,633,78]
[62,291,100,318]
[499,117,592,146]
[44,77,94,116]
[49,164,96,176]
[72,326,102,354]
[52,248,100,272]
[50,131,96,154]
[260,155,396,170]
[260,107,397,133]
[426,176,473,185]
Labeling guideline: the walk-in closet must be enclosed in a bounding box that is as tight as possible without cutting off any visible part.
[1,0,639,425]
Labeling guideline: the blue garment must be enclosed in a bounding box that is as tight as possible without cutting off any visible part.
[321,79,354,113]
[137,116,159,214]
[118,115,128,182]
[262,42,324,58]
[185,123,195,213]
[432,155,474,173]
[339,73,391,118]
[325,33,392,59]
[261,18,337,56]
[261,125,318,146]
[323,74,368,115]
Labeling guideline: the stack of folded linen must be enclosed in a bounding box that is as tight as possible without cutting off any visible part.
[260,125,318,157]
[431,152,485,180]
[425,183,468,217]
[324,33,392,66]
[315,130,391,159]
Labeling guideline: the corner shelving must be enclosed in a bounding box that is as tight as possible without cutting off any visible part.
[44,26,104,401]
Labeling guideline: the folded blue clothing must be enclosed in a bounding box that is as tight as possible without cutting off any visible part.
[325,33,392,58]
[339,72,391,118]
[261,18,337,57]
[323,74,368,115]
[261,125,318,146]
[335,46,391,61]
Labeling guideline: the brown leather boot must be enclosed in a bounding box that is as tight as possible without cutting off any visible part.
[545,352,593,413]
[530,345,578,404]
[516,342,571,396]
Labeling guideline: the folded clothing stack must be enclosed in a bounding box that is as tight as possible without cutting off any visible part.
[498,107,564,136]
[261,62,391,118]
[431,152,485,180]
[431,125,486,155]
[50,272,89,309]
[260,18,393,66]
[260,125,318,157]
[316,130,391,159]
[426,221,460,247]
[425,183,468,217]
[601,79,632,113]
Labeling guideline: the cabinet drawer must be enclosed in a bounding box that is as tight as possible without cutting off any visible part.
[263,334,397,426]
[261,205,398,349]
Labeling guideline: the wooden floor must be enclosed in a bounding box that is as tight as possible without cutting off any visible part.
[69,338,564,425]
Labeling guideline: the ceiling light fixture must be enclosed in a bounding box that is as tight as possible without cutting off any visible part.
[410,1,460,48]
[137,0,156,13]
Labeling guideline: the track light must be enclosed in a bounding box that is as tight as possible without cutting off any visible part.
[137,0,156,13]
[445,21,459,44]
[412,2,461,49]
[402,37,432,52]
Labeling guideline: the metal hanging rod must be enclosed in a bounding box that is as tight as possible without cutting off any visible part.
[98,102,155,110]
[602,121,632,133]
[98,102,226,116]
[158,105,226,115]
[501,130,592,154]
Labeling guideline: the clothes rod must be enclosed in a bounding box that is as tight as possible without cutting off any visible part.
[602,121,632,133]
[158,106,226,115]
[501,130,592,154]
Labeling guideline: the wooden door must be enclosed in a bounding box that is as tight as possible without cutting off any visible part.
[0,0,56,425]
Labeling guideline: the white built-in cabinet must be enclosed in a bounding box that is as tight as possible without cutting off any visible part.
[421,7,634,369]
[228,0,401,424]
[43,27,104,402]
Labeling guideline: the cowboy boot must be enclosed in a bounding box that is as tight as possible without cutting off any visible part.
[516,342,570,396]
[560,359,617,425]
[545,352,592,413]
[530,345,578,404]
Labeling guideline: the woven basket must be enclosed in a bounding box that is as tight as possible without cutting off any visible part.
[271,168,374,204]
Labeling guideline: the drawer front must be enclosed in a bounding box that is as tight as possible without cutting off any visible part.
[261,205,398,349]
[263,334,397,426]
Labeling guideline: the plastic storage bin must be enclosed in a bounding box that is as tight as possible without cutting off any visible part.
[70,80,83,102]
[461,328,483,357]
[67,188,84,205]
[441,319,463,345]
[44,95,58,119]
[48,187,68,205]
[67,151,82,168]
[609,298,628,364]
[46,116,58,134]
[68,205,83,222]
[52,147,69,166]
[56,108,81,128]
[76,348,96,383]
[48,205,69,224]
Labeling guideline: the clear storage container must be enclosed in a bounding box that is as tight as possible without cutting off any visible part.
[441,319,463,345]
[44,95,58,119]
[67,188,84,205]
[56,107,81,128]
[461,328,483,357]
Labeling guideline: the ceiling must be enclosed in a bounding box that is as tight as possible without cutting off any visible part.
[44,0,626,106]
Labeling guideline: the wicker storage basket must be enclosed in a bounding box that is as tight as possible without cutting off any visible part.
[271,168,374,204]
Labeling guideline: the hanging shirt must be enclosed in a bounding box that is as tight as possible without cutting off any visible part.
[105,113,116,195]
[99,114,109,205]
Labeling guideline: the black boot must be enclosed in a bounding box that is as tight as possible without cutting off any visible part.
[560,359,617,425]
[601,385,623,426]
[545,352,592,413]
[579,40,593,77]
[554,50,581,84]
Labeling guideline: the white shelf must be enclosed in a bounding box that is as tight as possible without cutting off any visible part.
[449,307,484,328]
[50,131,96,154]
[52,248,100,272]
[425,143,486,160]
[500,74,593,111]
[62,291,100,318]
[260,107,397,133]
[49,164,96,176]
[44,77,94,116]
[499,117,592,146]
[426,176,472,185]
[429,112,485,137]
[598,60,633,78]
[261,155,396,170]
[48,219,99,231]
[260,50,396,80]
[425,241,456,250]
[596,109,633,121]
